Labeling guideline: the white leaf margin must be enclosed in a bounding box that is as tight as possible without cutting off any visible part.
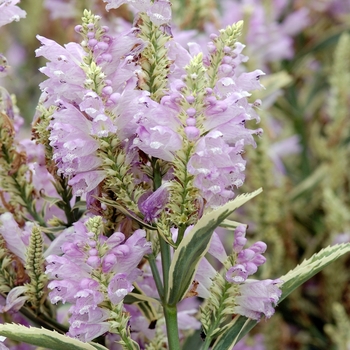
[0,324,108,350]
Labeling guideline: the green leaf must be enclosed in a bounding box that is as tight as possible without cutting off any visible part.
[0,324,108,350]
[41,226,68,235]
[279,243,350,302]
[211,243,350,350]
[287,164,327,201]
[124,292,160,306]
[71,200,87,211]
[219,219,246,230]
[41,194,63,207]
[166,189,262,306]
[182,329,203,350]
[212,316,256,350]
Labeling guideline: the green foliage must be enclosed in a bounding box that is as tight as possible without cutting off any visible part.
[0,324,108,350]
[2,2,350,349]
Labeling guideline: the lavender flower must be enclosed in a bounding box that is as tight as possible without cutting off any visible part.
[233,278,282,320]
[45,216,152,342]
[133,27,264,210]
[0,0,26,27]
[35,13,152,202]
[138,182,170,222]
[2,286,28,313]
[0,212,29,263]
[214,0,310,69]
[43,0,78,19]
[199,224,282,337]
[103,0,172,26]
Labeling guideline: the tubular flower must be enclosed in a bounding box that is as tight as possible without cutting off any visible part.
[45,216,152,342]
[197,225,282,323]
[103,0,172,26]
[233,278,282,320]
[36,14,147,198]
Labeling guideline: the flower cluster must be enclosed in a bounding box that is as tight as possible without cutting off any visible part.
[45,216,152,342]
[199,225,282,325]
[0,2,289,349]
[227,226,282,320]
[226,225,267,284]
[213,0,310,69]
[35,16,148,196]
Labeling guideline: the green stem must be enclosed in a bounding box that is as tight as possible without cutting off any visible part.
[13,177,55,241]
[201,335,212,350]
[151,157,162,189]
[163,304,180,350]
[159,237,171,296]
[151,156,180,349]
[159,230,181,349]
[58,180,75,226]
[148,254,164,299]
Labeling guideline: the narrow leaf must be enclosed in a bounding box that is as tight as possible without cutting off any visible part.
[41,194,63,207]
[167,189,262,305]
[279,243,350,302]
[182,329,203,350]
[124,292,160,306]
[71,200,87,211]
[0,324,108,350]
[220,219,246,230]
[212,316,256,350]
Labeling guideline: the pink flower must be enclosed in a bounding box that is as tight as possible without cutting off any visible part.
[0,0,26,27]
[103,0,171,26]
[139,183,171,222]
[48,102,106,195]
[0,213,29,263]
[3,286,28,312]
[35,36,87,106]
[233,279,282,320]
[188,131,246,208]
[46,217,152,342]
[133,103,183,161]
[67,308,110,342]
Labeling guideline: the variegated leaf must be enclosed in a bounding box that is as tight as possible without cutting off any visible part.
[279,243,350,302]
[0,324,108,350]
[167,189,262,306]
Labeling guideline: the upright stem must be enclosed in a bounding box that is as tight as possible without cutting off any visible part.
[159,237,180,350]
[163,304,181,350]
[159,238,171,293]
[152,157,180,350]
[148,254,164,299]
